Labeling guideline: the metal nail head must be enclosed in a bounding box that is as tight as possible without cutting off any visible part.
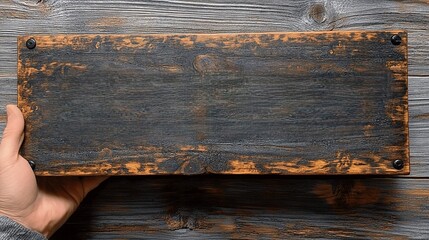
[392,159,404,170]
[391,35,402,45]
[26,38,37,49]
[28,160,36,170]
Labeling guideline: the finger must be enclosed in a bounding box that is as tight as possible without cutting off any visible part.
[80,176,109,197]
[0,105,24,160]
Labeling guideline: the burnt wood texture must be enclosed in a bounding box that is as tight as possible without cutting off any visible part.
[17,31,409,176]
[2,0,429,238]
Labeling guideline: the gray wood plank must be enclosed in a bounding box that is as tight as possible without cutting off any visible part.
[52,177,429,239]
[1,0,428,176]
[0,0,428,238]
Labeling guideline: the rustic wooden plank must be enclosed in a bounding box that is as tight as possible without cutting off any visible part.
[0,0,428,238]
[52,177,429,239]
[18,31,409,175]
[1,0,428,176]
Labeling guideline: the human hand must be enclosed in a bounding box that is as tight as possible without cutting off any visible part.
[0,105,107,238]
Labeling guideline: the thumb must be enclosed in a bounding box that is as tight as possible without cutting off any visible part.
[0,105,24,161]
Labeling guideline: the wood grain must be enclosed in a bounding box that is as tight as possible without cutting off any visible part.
[1,0,428,176]
[18,31,409,176]
[0,0,428,238]
[52,177,429,239]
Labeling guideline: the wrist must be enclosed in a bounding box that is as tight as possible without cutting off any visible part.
[1,205,56,238]
[18,211,53,238]
[0,215,47,239]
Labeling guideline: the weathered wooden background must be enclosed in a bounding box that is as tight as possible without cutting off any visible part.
[17,31,409,176]
[1,0,428,238]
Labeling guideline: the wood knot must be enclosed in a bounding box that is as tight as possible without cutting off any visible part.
[165,213,201,231]
[193,54,239,75]
[309,3,327,24]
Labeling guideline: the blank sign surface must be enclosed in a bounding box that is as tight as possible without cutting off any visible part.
[17,31,409,175]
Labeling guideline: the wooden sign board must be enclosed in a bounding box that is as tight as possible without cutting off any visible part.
[17,31,409,176]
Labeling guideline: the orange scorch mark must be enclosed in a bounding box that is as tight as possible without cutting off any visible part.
[138,163,159,174]
[386,60,408,82]
[177,36,195,48]
[334,151,374,174]
[386,61,407,74]
[265,159,329,174]
[19,104,34,119]
[111,36,150,50]
[21,62,87,77]
[386,98,407,123]
[36,161,165,176]
[179,145,208,152]
[40,162,119,176]
[125,162,141,174]
[20,35,97,50]
[224,160,260,174]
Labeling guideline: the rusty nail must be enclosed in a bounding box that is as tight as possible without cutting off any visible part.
[26,38,37,49]
[391,35,401,45]
[28,160,36,170]
[392,159,404,170]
